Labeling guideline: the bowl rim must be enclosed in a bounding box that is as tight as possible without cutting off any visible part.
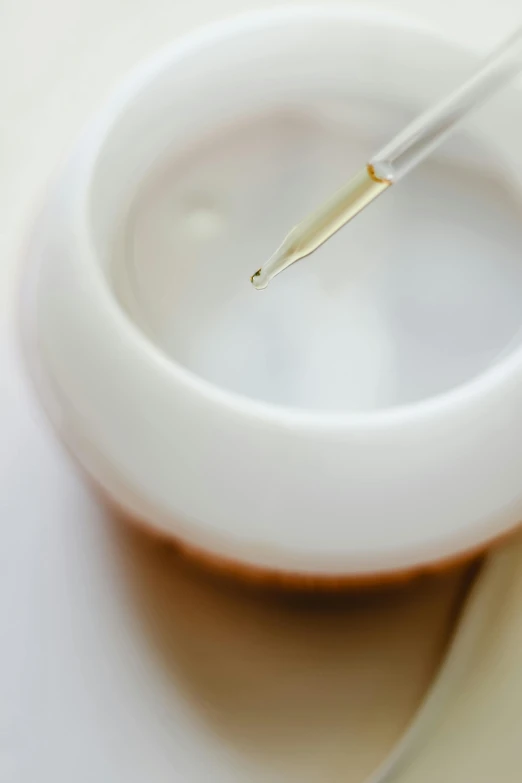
[71,3,522,433]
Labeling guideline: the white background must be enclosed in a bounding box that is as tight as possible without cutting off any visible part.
[1,1,521,781]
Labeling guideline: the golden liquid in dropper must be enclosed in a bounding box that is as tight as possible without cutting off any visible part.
[251,164,390,289]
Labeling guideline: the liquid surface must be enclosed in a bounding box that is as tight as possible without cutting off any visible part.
[114,102,522,411]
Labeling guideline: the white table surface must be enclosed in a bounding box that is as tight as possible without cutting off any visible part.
[2,1,521,781]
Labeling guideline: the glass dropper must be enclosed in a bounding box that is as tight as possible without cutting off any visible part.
[250,26,522,290]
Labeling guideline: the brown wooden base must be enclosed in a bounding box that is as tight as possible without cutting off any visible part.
[106,496,503,593]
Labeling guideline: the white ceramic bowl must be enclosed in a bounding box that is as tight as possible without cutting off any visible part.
[22,7,522,582]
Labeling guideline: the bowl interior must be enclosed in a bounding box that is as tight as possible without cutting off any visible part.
[90,13,522,414]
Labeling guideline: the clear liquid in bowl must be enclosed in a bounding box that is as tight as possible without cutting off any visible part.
[113,98,522,412]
